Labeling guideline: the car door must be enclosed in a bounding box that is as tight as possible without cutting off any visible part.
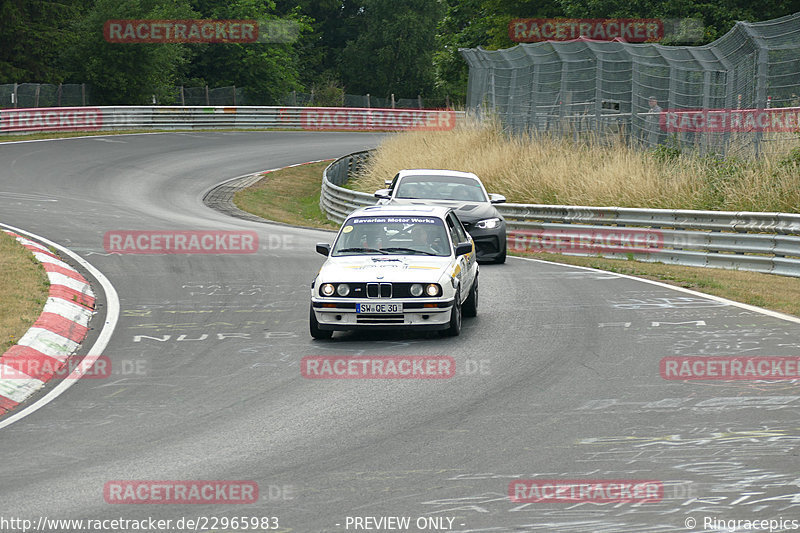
[446,211,476,297]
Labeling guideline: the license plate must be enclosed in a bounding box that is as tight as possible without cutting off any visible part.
[357,303,403,314]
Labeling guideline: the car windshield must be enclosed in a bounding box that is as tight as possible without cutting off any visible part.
[331,216,450,257]
[395,175,488,202]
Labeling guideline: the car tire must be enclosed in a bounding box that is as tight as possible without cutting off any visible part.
[463,276,478,317]
[309,305,333,340]
[441,290,462,336]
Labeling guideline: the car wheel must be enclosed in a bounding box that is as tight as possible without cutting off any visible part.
[463,275,478,317]
[309,305,333,340]
[441,290,462,336]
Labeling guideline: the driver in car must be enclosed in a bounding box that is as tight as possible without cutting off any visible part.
[411,224,444,255]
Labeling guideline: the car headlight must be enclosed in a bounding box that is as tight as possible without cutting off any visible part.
[410,283,424,297]
[321,283,335,296]
[475,217,502,229]
[425,284,440,297]
[336,283,350,296]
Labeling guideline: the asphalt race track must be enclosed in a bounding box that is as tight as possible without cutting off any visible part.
[1,131,800,533]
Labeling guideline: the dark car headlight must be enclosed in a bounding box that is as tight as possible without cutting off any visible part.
[475,217,502,230]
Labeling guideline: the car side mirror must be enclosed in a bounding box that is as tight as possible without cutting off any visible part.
[455,242,472,256]
[374,189,391,199]
[316,243,331,256]
[489,193,506,204]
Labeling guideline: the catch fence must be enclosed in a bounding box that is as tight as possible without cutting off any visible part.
[460,12,800,157]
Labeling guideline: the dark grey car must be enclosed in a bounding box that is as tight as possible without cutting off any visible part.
[375,169,507,263]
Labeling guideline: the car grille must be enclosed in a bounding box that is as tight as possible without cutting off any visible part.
[323,283,429,299]
[366,282,392,298]
[356,314,405,324]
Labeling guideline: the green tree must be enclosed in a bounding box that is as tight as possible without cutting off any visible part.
[185,0,309,104]
[63,0,196,104]
[0,0,84,83]
[273,0,362,89]
[339,0,445,98]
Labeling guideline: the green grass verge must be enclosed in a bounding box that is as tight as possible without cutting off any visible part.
[233,161,339,230]
[0,232,50,353]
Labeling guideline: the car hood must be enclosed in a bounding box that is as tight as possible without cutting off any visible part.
[319,255,452,283]
[387,198,500,223]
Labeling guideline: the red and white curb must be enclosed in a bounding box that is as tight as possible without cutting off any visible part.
[0,231,95,415]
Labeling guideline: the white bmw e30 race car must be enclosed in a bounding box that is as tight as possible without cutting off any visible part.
[310,205,479,339]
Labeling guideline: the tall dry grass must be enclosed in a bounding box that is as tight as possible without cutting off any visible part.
[351,117,800,212]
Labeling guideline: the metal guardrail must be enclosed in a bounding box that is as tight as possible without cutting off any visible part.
[320,151,800,278]
[0,106,462,135]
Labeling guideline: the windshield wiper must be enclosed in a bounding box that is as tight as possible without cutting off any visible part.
[335,247,389,255]
[383,247,438,256]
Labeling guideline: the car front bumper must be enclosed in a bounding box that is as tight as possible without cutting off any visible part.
[311,298,454,331]
[466,224,507,262]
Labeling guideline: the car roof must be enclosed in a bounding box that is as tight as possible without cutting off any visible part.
[347,204,452,219]
[397,169,481,181]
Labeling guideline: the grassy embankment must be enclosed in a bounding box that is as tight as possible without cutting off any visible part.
[0,232,50,353]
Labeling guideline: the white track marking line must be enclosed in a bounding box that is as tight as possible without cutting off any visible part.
[0,223,120,429]
[511,255,800,325]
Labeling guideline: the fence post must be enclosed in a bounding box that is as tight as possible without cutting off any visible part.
[740,22,769,157]
[595,58,603,136]
[205,85,210,106]
[418,94,423,109]
[57,83,62,107]
[12,83,18,107]
[81,83,86,106]
[34,84,40,107]
[292,90,297,106]
[180,85,185,106]
[391,94,395,108]
[310,88,315,106]
[366,93,370,108]
[233,85,236,106]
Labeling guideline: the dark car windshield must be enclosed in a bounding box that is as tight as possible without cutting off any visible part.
[395,175,488,202]
[331,216,450,257]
